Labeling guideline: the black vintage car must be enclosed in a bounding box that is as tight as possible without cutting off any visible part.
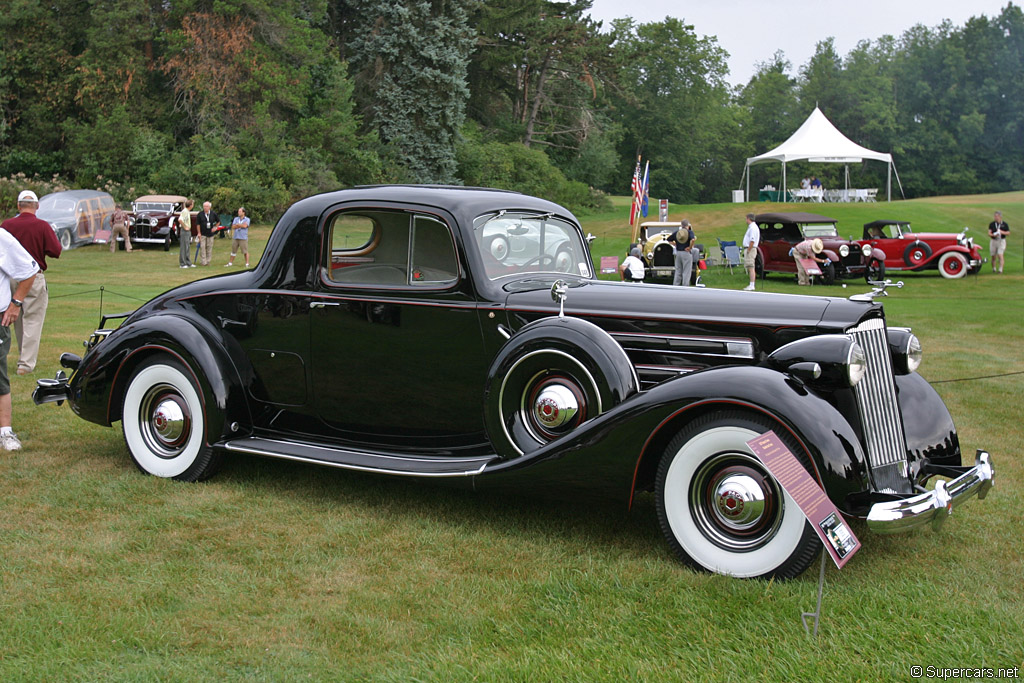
[34,186,993,580]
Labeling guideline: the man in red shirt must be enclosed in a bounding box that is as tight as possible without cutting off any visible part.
[1,190,62,375]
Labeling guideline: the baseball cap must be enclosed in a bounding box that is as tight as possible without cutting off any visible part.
[18,190,39,202]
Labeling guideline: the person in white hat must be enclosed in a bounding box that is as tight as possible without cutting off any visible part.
[0,225,39,450]
[792,237,826,286]
[1,190,62,375]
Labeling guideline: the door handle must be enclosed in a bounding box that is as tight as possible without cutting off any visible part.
[310,301,341,309]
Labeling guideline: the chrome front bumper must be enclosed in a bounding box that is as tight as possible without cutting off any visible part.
[867,450,994,533]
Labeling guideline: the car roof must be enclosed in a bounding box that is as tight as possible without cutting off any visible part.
[863,220,910,228]
[39,190,113,201]
[756,212,837,223]
[640,221,682,227]
[284,185,571,225]
[134,195,187,203]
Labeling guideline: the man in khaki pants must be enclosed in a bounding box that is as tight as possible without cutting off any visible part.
[1,190,62,375]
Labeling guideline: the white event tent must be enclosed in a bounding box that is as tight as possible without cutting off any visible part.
[742,107,903,202]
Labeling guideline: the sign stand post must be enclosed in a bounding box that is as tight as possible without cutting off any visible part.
[746,430,863,638]
[801,552,827,637]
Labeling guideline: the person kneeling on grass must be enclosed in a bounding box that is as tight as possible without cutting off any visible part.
[225,207,250,268]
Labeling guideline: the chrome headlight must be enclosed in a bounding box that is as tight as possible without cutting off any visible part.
[887,327,922,374]
[768,335,866,388]
[839,245,850,258]
[847,342,867,387]
[861,244,872,258]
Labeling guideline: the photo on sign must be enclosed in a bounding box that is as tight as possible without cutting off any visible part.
[819,512,858,559]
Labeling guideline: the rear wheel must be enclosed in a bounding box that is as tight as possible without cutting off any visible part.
[122,355,221,481]
[938,252,968,279]
[655,411,819,579]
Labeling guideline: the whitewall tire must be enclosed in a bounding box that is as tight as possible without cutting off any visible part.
[656,411,819,579]
[122,356,221,481]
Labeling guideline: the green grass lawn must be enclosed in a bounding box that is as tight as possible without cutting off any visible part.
[2,198,1022,680]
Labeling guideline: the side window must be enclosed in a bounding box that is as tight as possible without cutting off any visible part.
[326,210,457,288]
[410,216,458,285]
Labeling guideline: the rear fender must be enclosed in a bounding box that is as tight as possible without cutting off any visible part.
[69,313,250,444]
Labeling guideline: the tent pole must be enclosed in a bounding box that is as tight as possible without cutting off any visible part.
[746,164,750,203]
[887,163,891,202]
[783,162,787,202]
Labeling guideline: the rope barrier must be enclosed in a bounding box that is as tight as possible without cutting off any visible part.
[930,370,1024,384]
[48,287,149,303]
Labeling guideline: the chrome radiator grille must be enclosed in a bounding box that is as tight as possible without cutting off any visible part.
[849,318,911,493]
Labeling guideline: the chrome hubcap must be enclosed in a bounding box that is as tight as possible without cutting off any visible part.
[712,473,766,530]
[533,384,579,429]
[140,385,191,458]
[152,398,186,445]
[690,454,782,551]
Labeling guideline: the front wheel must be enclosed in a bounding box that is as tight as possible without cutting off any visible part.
[122,355,221,481]
[938,252,968,279]
[655,411,819,579]
[865,259,886,283]
[820,262,836,285]
[59,229,73,250]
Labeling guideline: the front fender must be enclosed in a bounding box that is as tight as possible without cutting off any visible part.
[896,372,961,473]
[475,365,868,514]
[68,313,250,444]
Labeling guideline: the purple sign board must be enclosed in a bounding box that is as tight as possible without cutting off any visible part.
[600,256,619,274]
[746,430,860,568]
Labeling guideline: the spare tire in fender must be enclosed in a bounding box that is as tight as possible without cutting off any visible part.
[484,316,639,457]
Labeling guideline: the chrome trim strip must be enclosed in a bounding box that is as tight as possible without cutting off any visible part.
[611,332,755,360]
[224,439,493,477]
[867,451,994,533]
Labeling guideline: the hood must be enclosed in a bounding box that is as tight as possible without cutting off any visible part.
[37,215,75,230]
[502,278,880,352]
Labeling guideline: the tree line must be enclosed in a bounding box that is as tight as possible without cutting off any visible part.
[1,0,1021,220]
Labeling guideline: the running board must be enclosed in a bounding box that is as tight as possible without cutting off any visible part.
[222,437,500,477]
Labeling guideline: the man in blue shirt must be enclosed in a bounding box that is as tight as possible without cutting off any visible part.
[225,207,251,268]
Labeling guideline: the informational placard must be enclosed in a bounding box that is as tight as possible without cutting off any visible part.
[798,257,822,276]
[600,256,619,274]
[659,199,668,221]
[746,430,860,568]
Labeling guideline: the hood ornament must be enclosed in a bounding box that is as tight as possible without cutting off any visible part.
[551,279,569,317]
[850,279,903,302]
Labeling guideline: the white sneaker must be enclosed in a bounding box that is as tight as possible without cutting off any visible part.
[742,284,755,291]
[190,264,196,268]
[1,432,22,451]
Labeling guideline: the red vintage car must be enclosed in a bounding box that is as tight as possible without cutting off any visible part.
[859,220,984,281]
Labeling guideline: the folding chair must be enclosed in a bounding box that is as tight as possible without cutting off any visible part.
[717,238,740,274]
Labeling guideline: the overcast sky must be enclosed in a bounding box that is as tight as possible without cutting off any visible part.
[586,0,1014,86]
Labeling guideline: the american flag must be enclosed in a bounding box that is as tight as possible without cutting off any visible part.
[640,161,650,218]
[628,159,642,225]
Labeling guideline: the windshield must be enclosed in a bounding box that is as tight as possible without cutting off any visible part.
[802,223,839,238]
[37,197,77,217]
[134,203,175,212]
[474,213,592,280]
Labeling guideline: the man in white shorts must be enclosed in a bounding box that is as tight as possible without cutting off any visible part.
[742,213,760,291]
